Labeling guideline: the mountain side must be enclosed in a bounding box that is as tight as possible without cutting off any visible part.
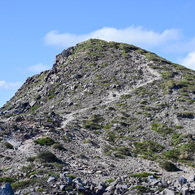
[0,39,194,194]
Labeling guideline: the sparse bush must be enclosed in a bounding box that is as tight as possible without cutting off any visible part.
[52,143,65,151]
[130,172,154,178]
[160,161,179,171]
[34,137,56,146]
[177,112,194,119]
[36,151,60,163]
[151,123,174,135]
[139,100,148,104]
[134,140,164,155]
[116,146,131,156]
[163,149,180,161]
[131,185,150,193]
[4,142,14,149]
[0,177,15,183]
[83,115,104,130]
[105,179,115,183]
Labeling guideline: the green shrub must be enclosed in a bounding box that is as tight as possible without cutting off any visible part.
[4,142,14,149]
[175,125,183,129]
[139,100,148,104]
[11,178,47,190]
[130,172,153,178]
[134,140,164,155]
[171,133,184,145]
[83,115,104,130]
[0,177,15,183]
[36,151,60,163]
[52,143,65,151]
[131,185,150,193]
[177,112,194,119]
[116,146,131,156]
[160,161,179,171]
[163,149,180,161]
[34,137,56,146]
[151,123,174,135]
[105,179,115,183]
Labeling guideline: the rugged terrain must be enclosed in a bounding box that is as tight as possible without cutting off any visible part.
[0,39,194,194]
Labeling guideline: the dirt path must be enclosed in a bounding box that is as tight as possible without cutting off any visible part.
[61,63,161,128]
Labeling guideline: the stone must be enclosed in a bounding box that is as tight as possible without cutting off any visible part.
[0,183,14,195]
[181,187,189,195]
[151,180,160,186]
[30,174,37,179]
[162,188,175,195]
[60,173,66,179]
[178,176,187,186]
[60,185,66,191]
[47,176,56,183]
[65,177,72,185]
[187,175,194,182]
[148,175,156,182]
[73,177,82,184]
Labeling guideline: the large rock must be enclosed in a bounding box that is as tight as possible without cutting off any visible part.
[162,189,175,195]
[47,176,56,183]
[0,183,14,195]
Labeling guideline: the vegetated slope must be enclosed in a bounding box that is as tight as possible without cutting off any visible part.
[0,39,194,194]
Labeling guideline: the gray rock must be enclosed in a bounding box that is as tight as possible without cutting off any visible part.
[73,177,82,184]
[30,174,37,179]
[147,175,156,182]
[65,177,72,185]
[60,173,66,179]
[181,187,189,195]
[0,183,14,195]
[60,185,66,191]
[162,188,175,195]
[161,177,168,187]
[151,180,160,186]
[178,176,187,186]
[187,175,194,182]
[47,176,56,183]
[77,185,86,191]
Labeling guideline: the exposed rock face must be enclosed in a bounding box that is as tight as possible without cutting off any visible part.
[0,39,194,194]
[0,183,14,195]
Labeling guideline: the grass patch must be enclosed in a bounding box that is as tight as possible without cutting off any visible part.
[83,115,104,130]
[4,142,14,149]
[151,123,174,135]
[134,140,164,160]
[130,172,155,179]
[131,185,150,193]
[34,137,56,146]
[0,177,15,183]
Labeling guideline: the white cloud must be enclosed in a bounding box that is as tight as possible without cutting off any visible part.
[44,26,181,48]
[180,52,195,70]
[0,81,22,90]
[27,63,50,72]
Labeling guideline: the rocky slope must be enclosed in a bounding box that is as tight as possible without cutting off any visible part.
[0,39,194,194]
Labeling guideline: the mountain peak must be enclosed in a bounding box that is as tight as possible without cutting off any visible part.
[0,40,194,194]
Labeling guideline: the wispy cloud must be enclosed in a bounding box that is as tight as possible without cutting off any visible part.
[179,52,195,70]
[44,26,181,48]
[0,81,22,90]
[44,26,195,70]
[27,63,50,72]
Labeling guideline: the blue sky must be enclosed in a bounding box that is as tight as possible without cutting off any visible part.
[1,0,195,107]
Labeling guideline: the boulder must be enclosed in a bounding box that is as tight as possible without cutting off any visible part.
[162,188,175,195]
[47,176,56,183]
[187,175,194,182]
[0,183,14,195]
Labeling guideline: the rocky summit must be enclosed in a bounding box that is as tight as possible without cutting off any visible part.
[0,39,194,194]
